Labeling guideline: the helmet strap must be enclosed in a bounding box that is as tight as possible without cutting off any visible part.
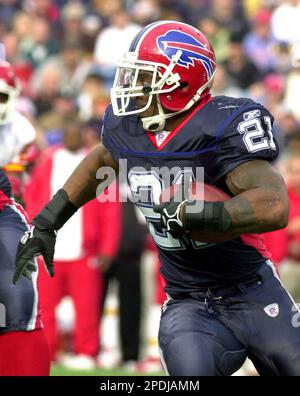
[141,96,166,132]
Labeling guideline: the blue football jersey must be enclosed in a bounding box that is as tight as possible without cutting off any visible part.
[0,169,12,209]
[102,95,279,293]
[0,169,11,198]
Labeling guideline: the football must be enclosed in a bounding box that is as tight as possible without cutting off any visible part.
[160,182,237,243]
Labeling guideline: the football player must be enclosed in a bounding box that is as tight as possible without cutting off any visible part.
[14,21,300,375]
[0,61,50,375]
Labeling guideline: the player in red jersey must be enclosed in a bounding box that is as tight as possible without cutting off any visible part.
[0,61,50,375]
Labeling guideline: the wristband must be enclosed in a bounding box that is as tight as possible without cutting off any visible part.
[32,189,77,231]
[184,201,231,232]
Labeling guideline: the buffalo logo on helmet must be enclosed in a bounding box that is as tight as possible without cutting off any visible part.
[156,30,215,78]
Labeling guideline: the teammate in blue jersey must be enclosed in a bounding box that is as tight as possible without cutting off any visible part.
[0,61,50,375]
[14,21,300,376]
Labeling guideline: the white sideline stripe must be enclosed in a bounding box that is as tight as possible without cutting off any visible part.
[266,259,300,314]
[158,295,171,375]
[159,347,170,376]
[8,201,39,330]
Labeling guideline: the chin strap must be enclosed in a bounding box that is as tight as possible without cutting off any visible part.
[141,98,167,132]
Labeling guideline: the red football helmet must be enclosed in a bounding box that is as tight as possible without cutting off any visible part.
[111,21,216,131]
[0,61,20,125]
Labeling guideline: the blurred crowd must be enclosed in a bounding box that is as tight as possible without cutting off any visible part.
[1,0,300,374]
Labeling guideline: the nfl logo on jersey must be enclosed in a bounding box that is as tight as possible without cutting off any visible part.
[264,303,279,318]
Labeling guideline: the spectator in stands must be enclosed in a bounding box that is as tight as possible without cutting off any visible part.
[1,30,22,65]
[22,16,59,70]
[59,1,87,44]
[223,36,261,90]
[77,67,109,121]
[89,0,124,27]
[32,63,64,116]
[32,38,92,110]
[205,0,249,39]
[130,0,161,26]
[198,15,230,63]
[23,0,60,25]
[11,11,33,57]
[37,90,79,145]
[284,45,300,122]
[81,14,102,54]
[243,8,278,74]
[271,0,300,44]
[93,8,141,89]
[211,64,244,97]
[0,0,21,28]
[286,129,300,151]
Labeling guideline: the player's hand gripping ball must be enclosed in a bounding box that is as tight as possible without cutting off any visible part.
[159,182,236,243]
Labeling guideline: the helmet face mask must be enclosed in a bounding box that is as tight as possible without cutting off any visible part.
[0,61,19,125]
[111,51,181,117]
[111,21,216,131]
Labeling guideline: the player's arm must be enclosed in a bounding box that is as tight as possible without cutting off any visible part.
[63,142,118,207]
[223,159,289,234]
[13,143,118,283]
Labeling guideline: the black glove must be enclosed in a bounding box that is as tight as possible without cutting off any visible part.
[153,182,189,238]
[153,199,187,238]
[13,189,77,284]
[13,226,57,283]
[153,182,232,238]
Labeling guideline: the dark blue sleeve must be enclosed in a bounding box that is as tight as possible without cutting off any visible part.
[101,105,122,161]
[0,170,11,198]
[211,106,279,182]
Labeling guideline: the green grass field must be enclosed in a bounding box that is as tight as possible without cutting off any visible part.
[51,365,164,376]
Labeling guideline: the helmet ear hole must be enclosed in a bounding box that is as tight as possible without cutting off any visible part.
[180,81,189,92]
